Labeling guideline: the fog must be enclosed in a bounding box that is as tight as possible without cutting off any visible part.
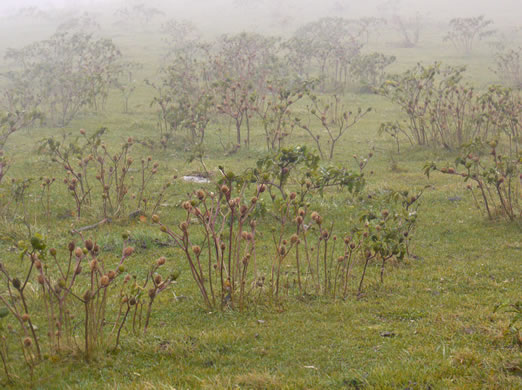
[1,0,520,29]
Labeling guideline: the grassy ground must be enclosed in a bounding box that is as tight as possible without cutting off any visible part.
[0,18,520,389]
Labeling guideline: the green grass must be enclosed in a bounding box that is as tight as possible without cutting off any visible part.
[0,17,520,390]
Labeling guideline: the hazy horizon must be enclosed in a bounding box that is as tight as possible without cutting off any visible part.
[1,0,520,27]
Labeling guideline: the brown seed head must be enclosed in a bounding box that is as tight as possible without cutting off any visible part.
[123,247,134,257]
[100,275,110,287]
[89,259,98,271]
[157,256,166,266]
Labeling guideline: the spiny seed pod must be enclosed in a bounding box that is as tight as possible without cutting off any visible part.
[279,246,286,256]
[241,231,248,240]
[152,214,160,223]
[123,247,134,257]
[311,211,319,221]
[375,225,382,232]
[58,279,66,288]
[180,222,189,232]
[290,234,299,244]
[322,230,329,239]
[74,247,83,258]
[37,274,45,284]
[220,243,226,251]
[182,201,192,210]
[197,189,206,200]
[93,244,100,253]
[82,248,88,255]
[289,192,297,200]
[108,270,116,280]
[240,205,248,215]
[250,220,256,228]
[298,208,305,217]
[23,337,32,348]
[157,256,166,266]
[251,196,258,204]
[160,225,168,233]
[337,256,344,263]
[100,275,110,287]
[75,265,82,275]
[381,210,389,218]
[258,184,266,193]
[282,239,288,246]
[221,185,230,194]
[49,248,57,256]
[12,278,21,290]
[154,274,162,285]
[22,313,30,322]
[35,260,42,270]
[350,243,356,249]
[296,216,303,225]
[148,288,156,299]
[170,270,180,281]
[83,290,91,302]
[246,232,253,241]
[344,236,351,244]
[89,259,98,271]
[68,241,75,252]
[192,245,201,256]
[129,297,137,306]
[85,239,93,251]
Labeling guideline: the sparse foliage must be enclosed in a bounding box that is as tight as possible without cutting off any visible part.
[444,16,495,55]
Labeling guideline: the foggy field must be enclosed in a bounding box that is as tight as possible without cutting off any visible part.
[0,1,520,389]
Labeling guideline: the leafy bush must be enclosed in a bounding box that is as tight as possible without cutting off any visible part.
[378,63,521,150]
[425,139,521,221]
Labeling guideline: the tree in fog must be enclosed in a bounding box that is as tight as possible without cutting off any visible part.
[391,13,422,48]
[211,32,281,149]
[4,32,121,127]
[284,17,363,91]
[444,16,495,55]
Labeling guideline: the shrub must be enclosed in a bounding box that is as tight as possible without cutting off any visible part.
[0,234,177,372]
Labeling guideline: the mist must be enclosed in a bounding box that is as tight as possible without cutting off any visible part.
[1,0,520,31]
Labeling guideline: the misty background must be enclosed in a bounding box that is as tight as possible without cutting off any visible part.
[1,0,520,28]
